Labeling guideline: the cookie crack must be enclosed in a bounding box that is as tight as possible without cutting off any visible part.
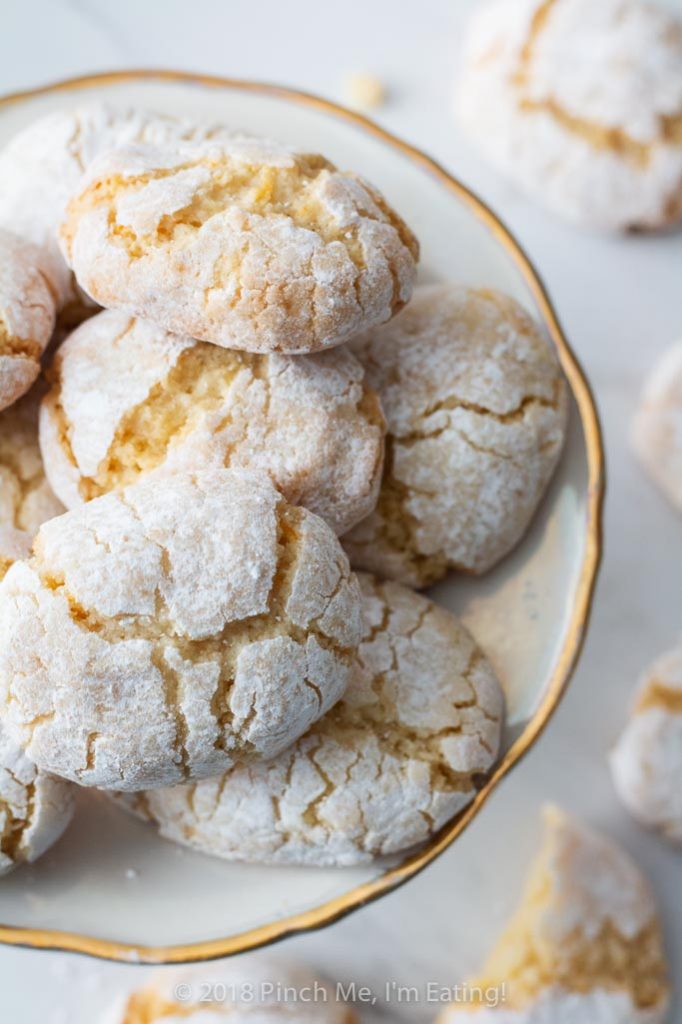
[511,0,678,166]
[635,679,682,715]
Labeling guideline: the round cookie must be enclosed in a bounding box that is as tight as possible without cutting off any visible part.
[0,720,74,876]
[58,136,419,353]
[344,285,568,587]
[438,806,670,1023]
[610,645,682,846]
[455,0,682,231]
[0,103,234,310]
[105,958,357,1024]
[0,468,362,791]
[0,229,56,412]
[114,573,504,866]
[40,310,385,535]
[632,341,682,513]
[0,388,64,539]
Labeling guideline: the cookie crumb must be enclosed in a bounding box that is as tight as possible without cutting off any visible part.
[344,72,386,111]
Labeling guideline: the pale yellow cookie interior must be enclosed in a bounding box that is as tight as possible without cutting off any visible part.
[44,315,385,536]
[456,808,668,1014]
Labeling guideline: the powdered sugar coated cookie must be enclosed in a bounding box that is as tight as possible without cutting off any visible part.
[456,0,682,230]
[611,644,682,845]
[632,341,682,513]
[0,468,362,791]
[39,310,385,535]
[105,958,357,1024]
[114,573,504,866]
[0,103,234,309]
[344,285,567,587]
[0,720,74,875]
[59,136,419,353]
[438,806,670,1022]
[0,388,64,540]
[0,229,56,412]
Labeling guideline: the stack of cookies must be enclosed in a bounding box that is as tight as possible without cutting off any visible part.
[0,103,568,871]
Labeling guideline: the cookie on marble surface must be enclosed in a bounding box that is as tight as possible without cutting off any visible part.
[39,310,385,535]
[0,720,74,876]
[0,229,56,412]
[610,644,682,846]
[0,388,64,541]
[114,573,504,866]
[59,136,419,353]
[106,958,357,1024]
[343,285,567,587]
[632,341,682,513]
[0,103,234,310]
[455,0,682,231]
[438,806,670,1023]
[0,468,362,791]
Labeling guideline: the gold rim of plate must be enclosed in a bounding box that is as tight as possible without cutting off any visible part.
[0,69,606,965]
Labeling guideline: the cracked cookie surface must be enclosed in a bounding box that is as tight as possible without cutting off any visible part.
[113,573,504,866]
[107,958,357,1024]
[0,387,64,544]
[438,806,670,1023]
[39,309,385,535]
[0,228,56,412]
[632,341,682,514]
[0,467,362,791]
[456,0,682,230]
[343,285,568,587]
[610,644,682,846]
[0,719,74,876]
[0,103,234,310]
[59,135,419,353]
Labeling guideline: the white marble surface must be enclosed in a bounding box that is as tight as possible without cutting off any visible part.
[1,0,681,1021]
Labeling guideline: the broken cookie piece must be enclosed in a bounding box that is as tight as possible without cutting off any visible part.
[438,806,670,1023]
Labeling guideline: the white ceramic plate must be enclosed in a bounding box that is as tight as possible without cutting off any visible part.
[0,72,603,964]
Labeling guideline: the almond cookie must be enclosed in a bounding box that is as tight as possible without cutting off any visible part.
[59,137,419,353]
[0,103,234,310]
[343,285,568,587]
[0,389,64,543]
[105,958,357,1024]
[438,806,670,1023]
[0,468,362,791]
[114,573,504,866]
[0,720,74,876]
[632,342,682,513]
[39,310,385,535]
[0,229,56,412]
[610,644,682,846]
[456,0,682,231]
